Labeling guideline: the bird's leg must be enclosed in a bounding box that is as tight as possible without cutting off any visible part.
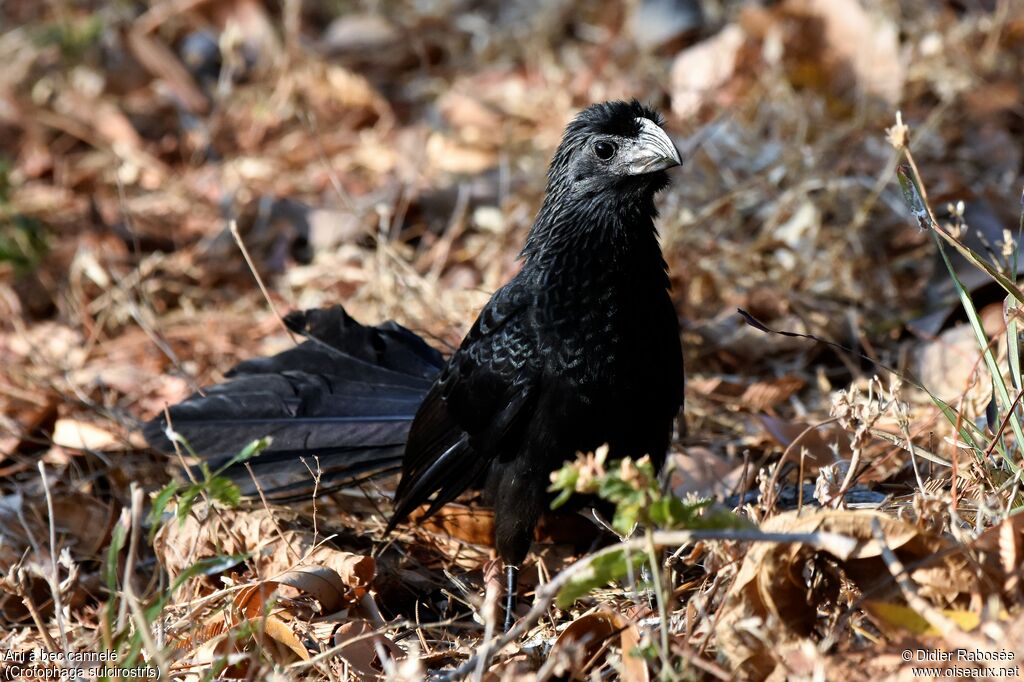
[493,461,542,633]
[503,564,519,632]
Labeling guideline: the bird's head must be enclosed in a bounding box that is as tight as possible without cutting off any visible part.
[547,100,681,204]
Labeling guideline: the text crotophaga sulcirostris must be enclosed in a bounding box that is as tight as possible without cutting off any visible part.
[144,100,685,630]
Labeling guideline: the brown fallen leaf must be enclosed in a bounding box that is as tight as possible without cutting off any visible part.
[971,513,1024,594]
[174,579,315,666]
[0,489,113,622]
[51,418,122,451]
[0,490,116,567]
[234,582,311,662]
[688,374,805,412]
[275,566,352,616]
[427,133,499,174]
[260,614,310,662]
[0,393,56,461]
[715,509,978,678]
[670,24,748,119]
[438,91,506,142]
[332,619,404,679]
[548,610,649,682]
[758,414,851,472]
[668,448,739,498]
[154,505,374,603]
[740,376,805,412]
[963,80,1022,119]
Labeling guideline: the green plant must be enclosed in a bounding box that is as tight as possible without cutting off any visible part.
[0,159,50,275]
[97,436,270,674]
[549,447,749,679]
[890,113,1024,491]
[148,436,271,539]
[0,215,48,274]
[35,14,103,62]
[548,445,748,606]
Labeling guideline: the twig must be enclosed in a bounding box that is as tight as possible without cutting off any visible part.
[836,442,863,509]
[244,462,301,567]
[163,406,201,487]
[428,183,471,282]
[287,629,396,672]
[983,388,1024,461]
[228,219,298,345]
[670,637,732,680]
[300,111,354,211]
[117,485,145,632]
[122,486,171,677]
[38,461,69,653]
[6,558,60,653]
[299,455,323,542]
[472,565,501,682]
[642,529,672,675]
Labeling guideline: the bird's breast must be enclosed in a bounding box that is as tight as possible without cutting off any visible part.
[536,278,668,385]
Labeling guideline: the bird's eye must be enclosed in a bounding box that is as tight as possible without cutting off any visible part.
[593,141,617,160]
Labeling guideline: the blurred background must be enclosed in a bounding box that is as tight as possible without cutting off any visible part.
[2,0,1022,457]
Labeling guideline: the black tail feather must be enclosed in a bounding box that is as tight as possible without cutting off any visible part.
[143,306,443,500]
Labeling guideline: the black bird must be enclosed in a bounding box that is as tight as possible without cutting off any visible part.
[144,100,685,630]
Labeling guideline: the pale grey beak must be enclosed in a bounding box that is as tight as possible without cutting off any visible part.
[624,117,682,175]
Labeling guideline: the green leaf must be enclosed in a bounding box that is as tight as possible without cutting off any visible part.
[929,394,985,457]
[598,476,645,507]
[557,549,648,608]
[647,496,752,530]
[206,476,242,509]
[103,521,128,635]
[647,496,700,528]
[215,437,272,475]
[896,165,930,231]
[176,485,202,524]
[147,481,180,542]
[693,505,757,530]
[629,643,659,661]
[104,522,127,593]
[612,502,642,537]
[145,553,250,622]
[550,487,575,510]
[935,234,1023,473]
[0,215,48,274]
[548,464,579,509]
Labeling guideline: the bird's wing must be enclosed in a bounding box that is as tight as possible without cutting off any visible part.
[387,280,539,527]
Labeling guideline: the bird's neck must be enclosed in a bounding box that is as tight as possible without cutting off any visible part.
[521,193,664,274]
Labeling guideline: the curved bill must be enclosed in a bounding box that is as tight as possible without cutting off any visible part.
[625,117,683,176]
